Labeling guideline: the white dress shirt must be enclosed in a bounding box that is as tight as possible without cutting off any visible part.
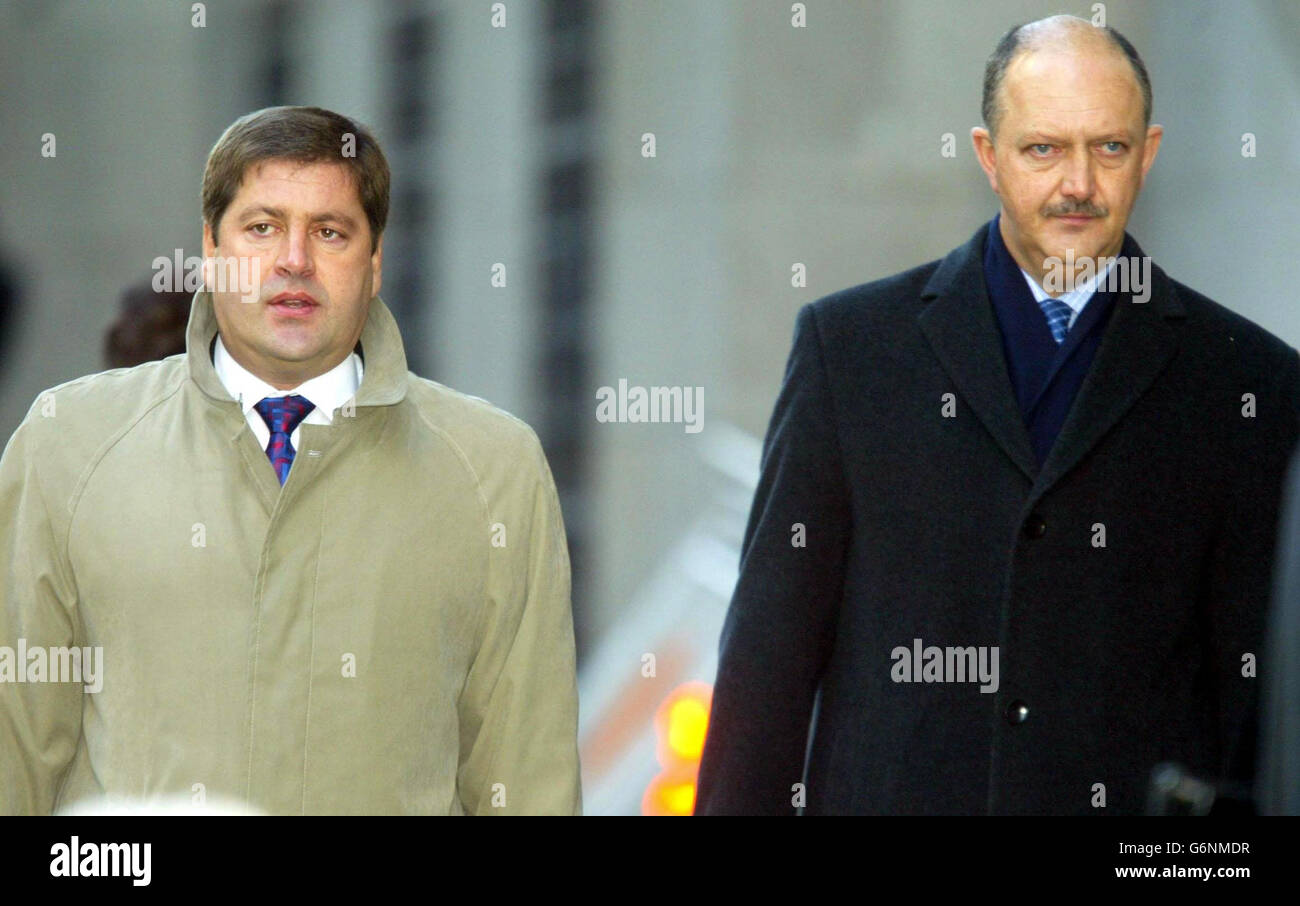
[212,334,363,453]
[1020,257,1116,333]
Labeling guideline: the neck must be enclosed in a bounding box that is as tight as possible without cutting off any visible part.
[218,336,350,391]
[998,216,1122,298]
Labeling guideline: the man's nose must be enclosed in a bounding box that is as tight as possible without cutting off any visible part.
[275,226,314,277]
[1059,148,1097,201]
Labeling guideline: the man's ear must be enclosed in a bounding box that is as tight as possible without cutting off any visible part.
[971,127,999,194]
[370,233,383,299]
[1138,124,1163,189]
[201,222,216,290]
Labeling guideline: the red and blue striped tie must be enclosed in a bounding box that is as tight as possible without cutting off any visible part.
[254,395,316,485]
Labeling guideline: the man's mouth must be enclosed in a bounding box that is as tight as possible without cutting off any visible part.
[268,292,320,313]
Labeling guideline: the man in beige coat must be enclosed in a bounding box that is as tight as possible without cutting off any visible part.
[0,106,581,815]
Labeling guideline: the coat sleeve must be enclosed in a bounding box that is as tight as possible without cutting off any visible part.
[1257,443,1300,814]
[1204,345,1300,797]
[695,304,851,815]
[455,428,581,815]
[0,405,84,815]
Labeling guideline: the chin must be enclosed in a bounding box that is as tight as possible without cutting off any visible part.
[261,342,320,363]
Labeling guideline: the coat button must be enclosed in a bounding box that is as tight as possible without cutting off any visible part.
[1023,514,1046,538]
[1005,700,1029,724]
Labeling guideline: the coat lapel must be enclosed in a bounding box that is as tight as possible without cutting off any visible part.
[1029,247,1185,499]
[917,223,1186,495]
[918,222,1039,481]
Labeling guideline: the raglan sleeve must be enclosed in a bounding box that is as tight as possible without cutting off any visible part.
[0,401,85,815]
[455,425,581,815]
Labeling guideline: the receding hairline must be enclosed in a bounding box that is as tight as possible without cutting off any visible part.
[1014,14,1116,54]
[1004,28,1143,114]
[984,14,1152,140]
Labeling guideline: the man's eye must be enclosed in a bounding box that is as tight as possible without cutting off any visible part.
[319,228,340,240]
[1102,141,1124,153]
[1031,144,1053,154]
[250,223,273,235]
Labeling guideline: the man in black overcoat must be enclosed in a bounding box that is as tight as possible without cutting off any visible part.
[696,15,1300,815]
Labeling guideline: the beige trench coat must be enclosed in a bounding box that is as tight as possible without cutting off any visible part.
[0,291,581,814]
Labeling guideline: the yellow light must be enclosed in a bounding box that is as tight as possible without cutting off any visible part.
[659,781,696,815]
[642,682,713,815]
[667,697,710,760]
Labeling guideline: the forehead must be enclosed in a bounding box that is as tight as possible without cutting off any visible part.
[233,159,362,209]
[1001,45,1143,134]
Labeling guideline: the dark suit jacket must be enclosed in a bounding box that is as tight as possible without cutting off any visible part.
[1258,446,1300,815]
[696,219,1300,815]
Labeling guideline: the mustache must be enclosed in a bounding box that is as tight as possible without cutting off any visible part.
[1044,202,1107,217]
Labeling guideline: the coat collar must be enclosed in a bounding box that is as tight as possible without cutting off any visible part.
[185,290,409,409]
[917,218,1186,498]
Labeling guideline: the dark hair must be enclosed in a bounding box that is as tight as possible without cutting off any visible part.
[201,106,389,252]
[982,18,1152,140]
[105,282,192,368]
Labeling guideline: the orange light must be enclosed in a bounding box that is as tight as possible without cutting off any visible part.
[645,778,696,816]
[642,682,712,815]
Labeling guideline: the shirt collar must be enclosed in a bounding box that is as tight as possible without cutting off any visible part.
[212,334,363,423]
[1019,258,1116,316]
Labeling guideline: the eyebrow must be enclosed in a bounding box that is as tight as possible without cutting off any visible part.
[233,205,361,231]
[1020,131,1134,144]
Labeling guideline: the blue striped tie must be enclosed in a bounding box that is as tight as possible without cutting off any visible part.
[1037,297,1073,344]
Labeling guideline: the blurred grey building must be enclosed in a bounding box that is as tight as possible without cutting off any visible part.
[1,0,1297,813]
